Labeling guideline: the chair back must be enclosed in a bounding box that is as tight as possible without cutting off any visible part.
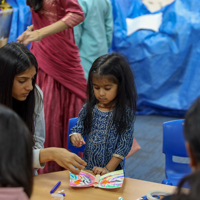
[68,117,85,158]
[162,119,191,186]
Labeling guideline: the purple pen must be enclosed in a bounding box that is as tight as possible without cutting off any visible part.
[50,181,61,194]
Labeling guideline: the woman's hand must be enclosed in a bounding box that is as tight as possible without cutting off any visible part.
[70,133,86,147]
[40,148,87,175]
[52,148,87,174]
[17,20,69,46]
[92,166,109,175]
[17,30,41,46]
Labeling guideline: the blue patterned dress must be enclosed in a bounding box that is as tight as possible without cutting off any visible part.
[70,104,134,170]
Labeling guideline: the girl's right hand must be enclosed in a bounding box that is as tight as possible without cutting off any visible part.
[70,133,86,147]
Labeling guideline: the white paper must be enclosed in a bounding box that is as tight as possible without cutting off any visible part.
[51,194,64,200]
[126,13,163,36]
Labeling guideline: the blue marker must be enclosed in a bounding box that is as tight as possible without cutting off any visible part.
[50,181,61,194]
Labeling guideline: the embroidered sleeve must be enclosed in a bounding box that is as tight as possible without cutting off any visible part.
[59,0,84,27]
[70,104,87,137]
[114,114,134,158]
[61,13,84,27]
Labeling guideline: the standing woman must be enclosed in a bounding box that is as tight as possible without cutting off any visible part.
[0,42,86,175]
[17,0,87,173]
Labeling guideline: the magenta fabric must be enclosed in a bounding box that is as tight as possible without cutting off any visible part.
[31,11,86,101]
[0,188,28,200]
[31,0,86,101]
[30,0,87,173]
[37,69,85,173]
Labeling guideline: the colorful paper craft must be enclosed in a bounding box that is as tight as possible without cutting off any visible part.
[69,170,124,189]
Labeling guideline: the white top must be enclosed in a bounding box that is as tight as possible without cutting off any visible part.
[33,85,45,174]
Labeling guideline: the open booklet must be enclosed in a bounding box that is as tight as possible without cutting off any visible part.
[69,169,124,189]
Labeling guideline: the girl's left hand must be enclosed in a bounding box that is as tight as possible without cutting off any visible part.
[17,30,41,46]
[92,166,109,175]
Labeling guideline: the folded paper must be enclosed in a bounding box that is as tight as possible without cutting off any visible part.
[69,170,124,189]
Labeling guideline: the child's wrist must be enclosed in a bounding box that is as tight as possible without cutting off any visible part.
[104,166,110,172]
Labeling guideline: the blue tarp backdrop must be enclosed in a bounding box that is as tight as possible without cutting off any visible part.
[110,0,200,117]
[7,0,31,48]
[7,0,200,117]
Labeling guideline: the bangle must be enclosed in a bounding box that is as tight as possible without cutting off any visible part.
[35,30,42,42]
[104,166,110,172]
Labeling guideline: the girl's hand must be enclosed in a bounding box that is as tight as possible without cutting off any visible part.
[92,166,109,175]
[17,30,41,46]
[70,133,86,147]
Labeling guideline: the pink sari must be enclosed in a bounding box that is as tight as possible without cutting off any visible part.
[31,11,86,101]
[31,1,87,173]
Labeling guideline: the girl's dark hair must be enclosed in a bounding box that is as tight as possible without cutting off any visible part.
[26,0,43,12]
[171,170,200,200]
[0,42,39,139]
[84,53,137,135]
[184,97,200,163]
[0,105,33,197]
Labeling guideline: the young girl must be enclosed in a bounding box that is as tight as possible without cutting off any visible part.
[70,53,137,175]
[0,42,86,175]
[0,105,33,199]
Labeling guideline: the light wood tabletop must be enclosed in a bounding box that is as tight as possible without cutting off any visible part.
[31,170,176,200]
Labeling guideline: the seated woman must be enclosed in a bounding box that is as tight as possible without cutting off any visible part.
[163,97,200,200]
[0,42,86,175]
[0,105,33,199]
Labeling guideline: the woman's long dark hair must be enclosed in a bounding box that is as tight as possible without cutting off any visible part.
[169,97,200,200]
[0,42,39,138]
[171,170,200,200]
[26,0,43,12]
[84,53,137,135]
[184,97,200,163]
[0,105,33,197]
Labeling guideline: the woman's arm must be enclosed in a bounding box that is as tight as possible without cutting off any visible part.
[33,146,87,175]
[17,21,69,46]
[17,0,84,46]
[39,148,87,175]
[34,96,45,150]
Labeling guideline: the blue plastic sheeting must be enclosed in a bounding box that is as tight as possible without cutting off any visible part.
[7,0,32,49]
[110,0,200,117]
